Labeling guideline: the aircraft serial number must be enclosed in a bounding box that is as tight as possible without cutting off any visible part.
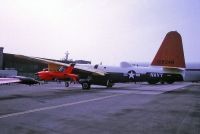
[157,60,174,65]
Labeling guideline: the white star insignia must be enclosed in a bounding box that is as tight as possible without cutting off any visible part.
[128,71,135,79]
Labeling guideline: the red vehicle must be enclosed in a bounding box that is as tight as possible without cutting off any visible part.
[35,64,78,87]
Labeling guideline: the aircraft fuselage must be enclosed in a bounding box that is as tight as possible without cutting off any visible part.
[78,65,184,88]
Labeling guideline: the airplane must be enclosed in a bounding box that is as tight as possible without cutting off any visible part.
[31,31,188,90]
[35,63,78,87]
[0,76,39,85]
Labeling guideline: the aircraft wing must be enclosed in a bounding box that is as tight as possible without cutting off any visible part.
[30,57,106,76]
[0,78,21,84]
[0,76,39,85]
[32,57,71,67]
[75,64,106,76]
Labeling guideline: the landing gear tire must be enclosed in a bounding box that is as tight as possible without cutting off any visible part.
[166,80,174,84]
[147,80,159,84]
[65,82,69,87]
[82,82,91,90]
[160,81,165,84]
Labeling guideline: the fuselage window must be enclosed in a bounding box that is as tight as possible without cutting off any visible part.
[94,64,98,69]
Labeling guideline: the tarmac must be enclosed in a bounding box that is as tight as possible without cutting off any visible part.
[0,82,199,134]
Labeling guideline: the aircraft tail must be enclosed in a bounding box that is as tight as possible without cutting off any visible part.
[64,63,75,73]
[151,31,186,68]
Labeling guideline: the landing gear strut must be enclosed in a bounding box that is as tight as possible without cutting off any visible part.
[65,81,69,87]
[106,80,113,88]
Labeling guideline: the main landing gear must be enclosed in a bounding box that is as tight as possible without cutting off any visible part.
[80,79,114,90]
[81,82,91,90]
[147,79,174,84]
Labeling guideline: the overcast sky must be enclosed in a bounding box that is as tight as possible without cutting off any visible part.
[0,0,199,65]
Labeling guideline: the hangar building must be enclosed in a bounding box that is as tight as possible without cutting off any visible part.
[0,47,47,78]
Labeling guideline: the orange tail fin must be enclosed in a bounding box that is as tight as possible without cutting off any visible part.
[151,31,186,68]
[64,63,75,73]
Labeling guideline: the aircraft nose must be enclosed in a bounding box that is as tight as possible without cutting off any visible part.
[34,73,40,80]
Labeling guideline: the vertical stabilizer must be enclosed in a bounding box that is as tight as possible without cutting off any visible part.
[64,63,75,73]
[151,31,185,68]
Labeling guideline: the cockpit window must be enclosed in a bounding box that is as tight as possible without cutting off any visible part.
[58,66,65,72]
